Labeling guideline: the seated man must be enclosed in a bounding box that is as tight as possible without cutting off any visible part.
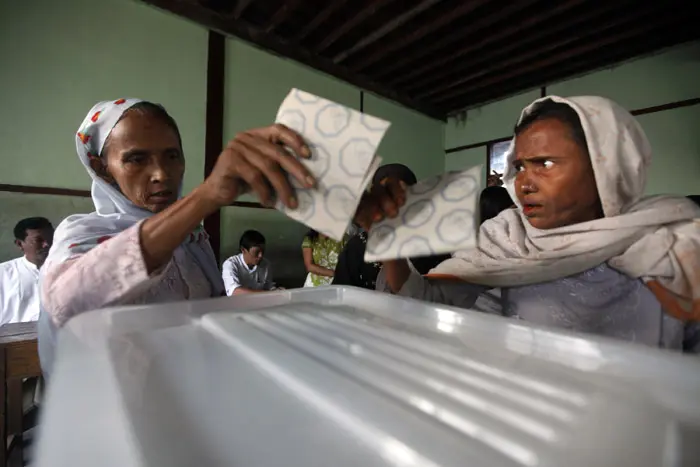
[0,217,54,324]
[222,230,277,295]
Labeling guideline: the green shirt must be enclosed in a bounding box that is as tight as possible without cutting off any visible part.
[302,235,347,286]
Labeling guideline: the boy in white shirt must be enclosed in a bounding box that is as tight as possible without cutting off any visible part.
[0,217,54,324]
[222,230,278,296]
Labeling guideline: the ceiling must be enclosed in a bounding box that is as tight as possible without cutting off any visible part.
[141,0,699,120]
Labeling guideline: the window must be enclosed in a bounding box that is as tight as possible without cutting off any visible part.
[487,139,511,177]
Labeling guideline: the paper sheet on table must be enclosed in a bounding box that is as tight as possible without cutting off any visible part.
[275,89,389,241]
[364,165,483,261]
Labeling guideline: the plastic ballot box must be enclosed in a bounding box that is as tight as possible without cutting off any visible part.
[35,287,700,467]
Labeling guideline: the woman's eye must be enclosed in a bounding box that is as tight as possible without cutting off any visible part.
[125,155,146,165]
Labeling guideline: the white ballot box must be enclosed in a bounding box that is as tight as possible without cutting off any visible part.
[35,287,700,467]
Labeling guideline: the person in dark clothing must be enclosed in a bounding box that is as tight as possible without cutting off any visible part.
[330,231,380,289]
[332,164,449,290]
[480,186,515,223]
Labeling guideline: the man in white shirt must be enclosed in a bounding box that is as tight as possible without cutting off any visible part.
[222,230,279,296]
[0,217,54,325]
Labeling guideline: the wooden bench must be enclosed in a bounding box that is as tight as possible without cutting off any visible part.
[0,322,40,467]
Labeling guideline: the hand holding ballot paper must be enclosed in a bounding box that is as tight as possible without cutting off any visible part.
[274,89,387,240]
[270,88,482,261]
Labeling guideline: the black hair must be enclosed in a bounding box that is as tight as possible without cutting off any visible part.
[239,230,266,251]
[687,195,700,207]
[372,163,418,187]
[14,217,53,241]
[479,186,514,224]
[514,100,588,153]
[101,101,182,157]
[305,229,320,240]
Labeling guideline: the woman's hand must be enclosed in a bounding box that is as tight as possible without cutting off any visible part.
[200,124,316,209]
[302,247,335,277]
[353,178,407,231]
[141,124,315,274]
[352,178,411,293]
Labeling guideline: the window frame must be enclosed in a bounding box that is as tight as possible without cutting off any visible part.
[486,137,512,179]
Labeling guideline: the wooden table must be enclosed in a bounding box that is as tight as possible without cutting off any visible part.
[0,322,40,467]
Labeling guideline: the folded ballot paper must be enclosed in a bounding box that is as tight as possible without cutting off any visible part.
[275,89,389,240]
[365,165,483,262]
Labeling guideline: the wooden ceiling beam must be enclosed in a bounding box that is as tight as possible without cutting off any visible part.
[383,0,586,85]
[442,33,686,116]
[139,0,446,120]
[432,15,681,105]
[233,0,254,19]
[333,0,445,64]
[371,0,544,80]
[351,0,491,72]
[314,0,397,54]
[439,25,692,112]
[264,0,304,33]
[293,1,347,42]
[197,0,237,15]
[417,4,654,100]
[401,0,625,92]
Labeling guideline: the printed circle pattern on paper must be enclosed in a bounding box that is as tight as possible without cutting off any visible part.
[360,113,389,132]
[277,110,306,134]
[291,189,315,222]
[441,174,478,202]
[436,209,475,245]
[316,104,351,137]
[340,138,375,177]
[402,199,435,228]
[324,185,356,221]
[398,236,433,258]
[366,225,396,256]
[306,144,331,178]
[410,175,442,195]
[294,89,320,104]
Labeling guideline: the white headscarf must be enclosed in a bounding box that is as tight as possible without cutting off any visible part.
[43,98,224,295]
[432,95,700,320]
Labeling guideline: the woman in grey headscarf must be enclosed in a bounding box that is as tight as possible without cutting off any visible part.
[355,96,700,351]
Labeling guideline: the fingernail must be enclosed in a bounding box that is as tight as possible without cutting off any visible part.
[373,213,382,222]
[305,176,315,187]
[301,145,311,157]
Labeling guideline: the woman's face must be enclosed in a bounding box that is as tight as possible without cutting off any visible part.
[93,111,185,213]
[513,118,601,229]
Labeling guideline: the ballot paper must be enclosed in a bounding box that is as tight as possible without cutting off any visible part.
[364,165,483,261]
[275,89,389,240]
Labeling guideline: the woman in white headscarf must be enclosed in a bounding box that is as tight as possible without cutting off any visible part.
[39,98,315,376]
[355,96,700,351]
